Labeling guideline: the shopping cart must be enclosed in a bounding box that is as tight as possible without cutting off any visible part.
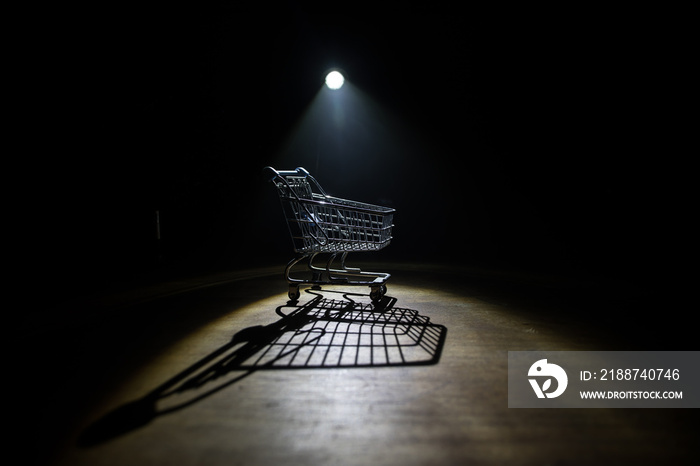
[264,166,395,302]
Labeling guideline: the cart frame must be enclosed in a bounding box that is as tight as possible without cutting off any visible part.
[264,166,394,302]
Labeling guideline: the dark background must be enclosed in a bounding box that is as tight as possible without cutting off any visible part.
[23,5,692,302]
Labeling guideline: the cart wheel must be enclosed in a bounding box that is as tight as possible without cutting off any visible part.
[288,286,300,301]
[370,287,382,303]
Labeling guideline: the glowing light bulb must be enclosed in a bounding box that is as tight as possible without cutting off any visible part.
[325,70,345,90]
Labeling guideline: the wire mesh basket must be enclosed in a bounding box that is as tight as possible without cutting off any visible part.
[275,173,393,253]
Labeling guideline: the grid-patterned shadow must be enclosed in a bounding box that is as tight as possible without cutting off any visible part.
[78,291,447,446]
[245,295,446,368]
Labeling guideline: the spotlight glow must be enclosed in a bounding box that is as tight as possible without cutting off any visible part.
[325,71,345,90]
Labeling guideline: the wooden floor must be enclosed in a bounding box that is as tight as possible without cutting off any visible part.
[16,263,698,465]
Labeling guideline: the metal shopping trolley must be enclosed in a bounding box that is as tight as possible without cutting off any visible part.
[264,166,395,302]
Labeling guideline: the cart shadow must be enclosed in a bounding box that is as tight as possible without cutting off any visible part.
[78,289,447,447]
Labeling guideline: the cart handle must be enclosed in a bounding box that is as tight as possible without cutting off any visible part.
[263,166,331,199]
[262,166,309,181]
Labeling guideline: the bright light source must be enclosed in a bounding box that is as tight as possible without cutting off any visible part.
[325,70,344,90]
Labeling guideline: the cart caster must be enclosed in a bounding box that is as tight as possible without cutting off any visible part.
[370,285,387,303]
[288,285,300,301]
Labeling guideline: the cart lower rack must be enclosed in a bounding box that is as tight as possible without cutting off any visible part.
[264,166,395,302]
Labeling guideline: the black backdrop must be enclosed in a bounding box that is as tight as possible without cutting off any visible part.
[25,6,692,300]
